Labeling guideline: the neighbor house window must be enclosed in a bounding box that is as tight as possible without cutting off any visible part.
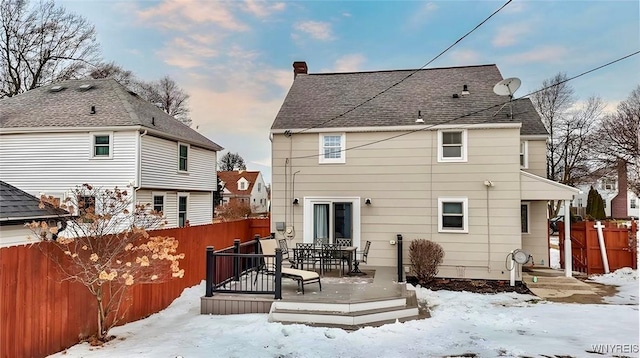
[521,203,530,234]
[319,133,346,164]
[438,197,468,233]
[152,192,165,214]
[520,141,528,168]
[78,195,96,223]
[438,129,467,162]
[178,143,189,172]
[239,181,246,190]
[91,133,113,158]
[178,194,188,227]
[258,183,262,192]
[631,199,637,209]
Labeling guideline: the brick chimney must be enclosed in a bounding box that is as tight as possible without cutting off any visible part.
[293,61,308,78]
[611,159,628,218]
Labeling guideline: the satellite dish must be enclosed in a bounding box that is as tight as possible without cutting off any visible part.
[493,77,521,97]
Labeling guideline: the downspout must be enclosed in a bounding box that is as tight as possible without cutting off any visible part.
[485,180,493,272]
[292,170,301,234]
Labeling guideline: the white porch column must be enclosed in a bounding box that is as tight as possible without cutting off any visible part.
[564,200,572,277]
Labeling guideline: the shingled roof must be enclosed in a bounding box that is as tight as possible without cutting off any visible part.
[271,64,547,136]
[0,181,71,223]
[218,171,260,196]
[0,78,223,151]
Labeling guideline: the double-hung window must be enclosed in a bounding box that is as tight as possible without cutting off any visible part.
[520,141,528,168]
[153,193,165,214]
[178,143,189,172]
[91,132,113,159]
[319,133,346,164]
[178,194,188,227]
[521,203,530,234]
[438,197,468,233]
[438,130,467,162]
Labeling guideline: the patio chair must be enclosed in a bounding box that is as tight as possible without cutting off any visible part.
[258,239,321,294]
[294,243,321,271]
[278,238,297,268]
[350,240,371,275]
[313,237,328,247]
[321,243,346,276]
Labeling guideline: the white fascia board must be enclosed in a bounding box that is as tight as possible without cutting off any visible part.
[520,170,582,194]
[520,134,549,140]
[1,125,222,152]
[271,122,521,134]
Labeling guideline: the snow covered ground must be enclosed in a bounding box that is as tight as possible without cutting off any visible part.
[50,269,639,358]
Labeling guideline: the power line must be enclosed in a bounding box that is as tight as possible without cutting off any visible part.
[289,50,640,160]
[294,0,513,134]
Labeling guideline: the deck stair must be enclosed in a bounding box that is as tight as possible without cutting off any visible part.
[268,270,425,329]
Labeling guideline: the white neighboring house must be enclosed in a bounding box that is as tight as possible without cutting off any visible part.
[573,179,639,218]
[0,181,72,247]
[0,78,223,228]
[217,171,269,214]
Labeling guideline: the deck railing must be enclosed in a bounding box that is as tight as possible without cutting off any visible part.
[205,234,283,299]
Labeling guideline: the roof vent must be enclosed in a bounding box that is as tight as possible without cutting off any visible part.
[154,102,163,109]
[452,93,460,98]
[77,83,93,91]
[49,85,65,92]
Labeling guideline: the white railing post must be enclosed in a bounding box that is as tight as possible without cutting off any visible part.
[564,200,572,277]
[594,221,610,274]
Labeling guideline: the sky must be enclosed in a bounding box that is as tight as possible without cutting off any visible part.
[48,267,639,358]
[59,0,640,184]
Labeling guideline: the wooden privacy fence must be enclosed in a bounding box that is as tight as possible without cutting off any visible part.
[559,220,638,275]
[0,218,270,358]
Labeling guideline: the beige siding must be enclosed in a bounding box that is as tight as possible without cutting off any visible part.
[140,135,216,192]
[525,139,546,177]
[522,201,550,267]
[272,127,526,280]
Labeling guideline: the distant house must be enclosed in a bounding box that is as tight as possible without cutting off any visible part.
[0,78,223,228]
[0,181,72,247]
[217,171,269,214]
[573,180,639,219]
[270,62,580,280]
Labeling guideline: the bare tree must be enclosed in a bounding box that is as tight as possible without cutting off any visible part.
[136,76,192,127]
[531,73,604,216]
[596,85,640,195]
[0,0,100,98]
[530,73,575,183]
[218,152,247,171]
[90,61,135,87]
[28,184,184,342]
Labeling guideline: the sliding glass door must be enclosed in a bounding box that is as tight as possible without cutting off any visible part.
[312,202,352,244]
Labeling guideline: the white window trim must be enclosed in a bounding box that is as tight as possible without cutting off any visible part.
[520,140,528,169]
[178,142,189,173]
[238,179,248,190]
[437,129,467,162]
[319,133,346,164]
[177,193,189,227]
[152,191,166,216]
[438,197,469,233]
[521,202,530,234]
[89,132,113,159]
[303,196,361,249]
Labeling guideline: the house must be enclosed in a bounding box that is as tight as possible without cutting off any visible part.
[0,181,72,247]
[217,170,269,213]
[270,62,580,281]
[573,181,639,219]
[0,78,223,228]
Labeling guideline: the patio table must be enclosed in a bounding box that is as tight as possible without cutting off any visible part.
[293,246,357,276]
